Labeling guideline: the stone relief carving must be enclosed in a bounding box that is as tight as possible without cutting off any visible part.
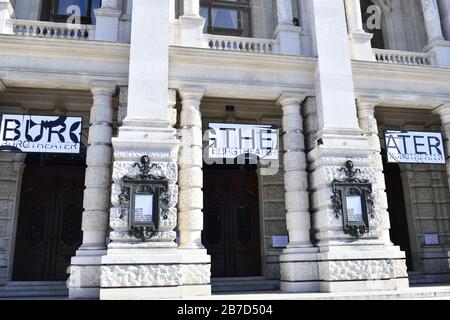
[101,265,182,287]
[180,264,211,285]
[319,259,407,281]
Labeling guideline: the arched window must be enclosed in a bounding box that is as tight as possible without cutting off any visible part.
[360,0,385,49]
[200,0,252,37]
[41,0,102,25]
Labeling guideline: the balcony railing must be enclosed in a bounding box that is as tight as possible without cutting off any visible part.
[205,34,277,54]
[373,49,433,66]
[6,19,95,40]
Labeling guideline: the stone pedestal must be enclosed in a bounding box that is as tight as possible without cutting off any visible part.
[424,39,450,68]
[274,0,301,55]
[0,0,13,34]
[94,0,122,42]
[344,0,376,61]
[179,0,205,48]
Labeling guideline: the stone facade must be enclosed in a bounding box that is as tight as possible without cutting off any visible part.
[0,0,450,300]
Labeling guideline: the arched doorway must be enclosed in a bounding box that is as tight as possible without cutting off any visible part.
[382,150,414,271]
[203,162,262,278]
[12,149,86,281]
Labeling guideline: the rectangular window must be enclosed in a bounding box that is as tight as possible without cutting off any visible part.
[42,0,102,25]
[200,0,252,37]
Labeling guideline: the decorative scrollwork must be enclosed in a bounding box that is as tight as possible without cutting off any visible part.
[129,226,157,241]
[339,160,366,183]
[130,155,165,181]
[345,225,368,239]
[331,160,376,239]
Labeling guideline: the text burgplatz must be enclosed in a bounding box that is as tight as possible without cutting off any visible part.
[207,123,279,161]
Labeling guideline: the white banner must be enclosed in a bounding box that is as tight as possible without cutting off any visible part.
[207,123,279,160]
[0,114,83,154]
[384,130,445,164]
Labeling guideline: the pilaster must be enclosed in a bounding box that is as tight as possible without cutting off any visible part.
[94,0,122,42]
[307,0,409,292]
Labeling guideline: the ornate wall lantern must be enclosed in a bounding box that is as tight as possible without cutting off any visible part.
[119,156,169,241]
[331,160,375,238]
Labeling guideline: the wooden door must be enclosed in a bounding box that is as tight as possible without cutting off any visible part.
[203,168,261,277]
[13,166,84,281]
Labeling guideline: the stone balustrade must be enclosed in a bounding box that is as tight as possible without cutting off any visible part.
[205,34,277,54]
[373,49,433,66]
[7,19,95,40]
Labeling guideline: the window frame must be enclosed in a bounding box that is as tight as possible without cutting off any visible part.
[42,0,101,25]
[200,0,252,37]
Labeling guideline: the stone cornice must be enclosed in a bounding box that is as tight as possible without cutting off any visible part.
[0,35,130,61]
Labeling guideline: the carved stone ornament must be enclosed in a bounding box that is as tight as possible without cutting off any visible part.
[118,156,170,241]
[331,160,376,239]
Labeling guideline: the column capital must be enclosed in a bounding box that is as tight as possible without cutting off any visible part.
[90,81,117,96]
[276,93,307,107]
[0,80,6,92]
[356,97,380,110]
[433,104,450,119]
[179,87,205,102]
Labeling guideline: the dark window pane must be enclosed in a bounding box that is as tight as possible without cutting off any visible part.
[58,0,88,16]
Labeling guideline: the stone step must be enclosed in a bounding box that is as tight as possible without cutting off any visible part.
[0,282,68,298]
[211,277,280,293]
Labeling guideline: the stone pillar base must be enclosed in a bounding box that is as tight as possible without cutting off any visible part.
[424,39,450,68]
[100,247,211,300]
[68,249,106,300]
[179,15,206,48]
[317,246,409,293]
[348,32,376,61]
[280,248,320,293]
[273,25,302,55]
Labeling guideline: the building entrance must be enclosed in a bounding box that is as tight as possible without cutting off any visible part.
[203,165,262,277]
[12,153,85,281]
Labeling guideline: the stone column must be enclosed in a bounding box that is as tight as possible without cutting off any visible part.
[278,94,313,249]
[438,0,450,40]
[179,0,205,47]
[344,0,375,61]
[434,104,450,191]
[0,0,14,34]
[356,98,392,243]
[69,82,116,300]
[94,0,122,41]
[178,87,205,250]
[278,93,319,293]
[422,0,445,42]
[274,0,301,55]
